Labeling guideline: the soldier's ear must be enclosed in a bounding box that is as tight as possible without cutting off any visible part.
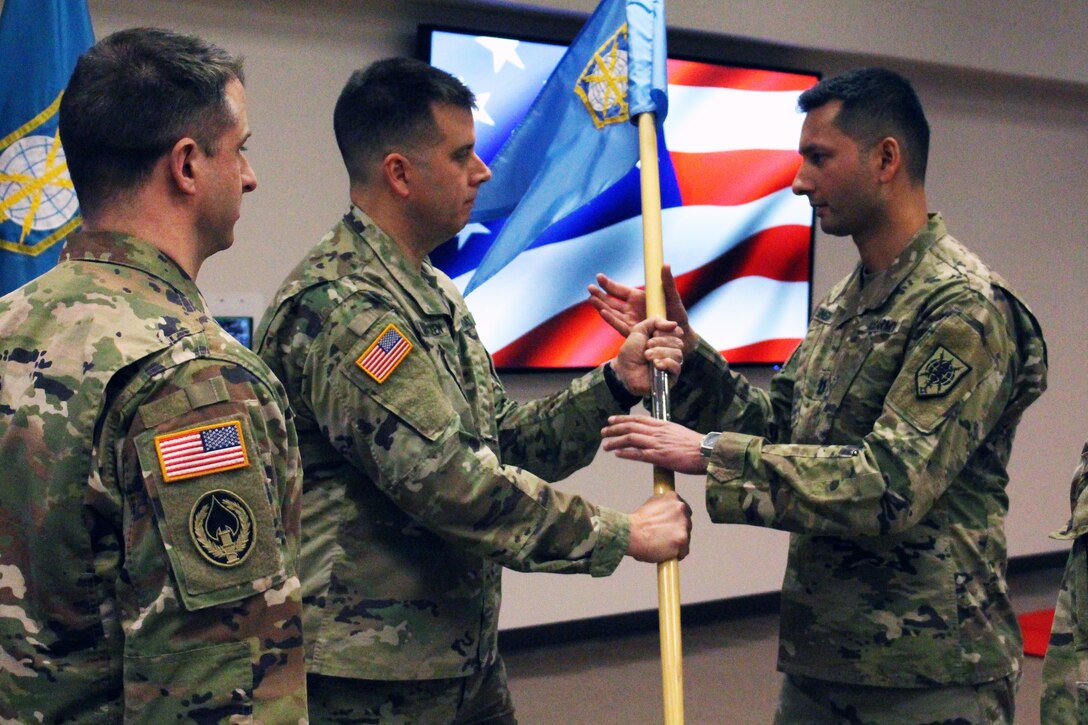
[875,136,902,184]
[382,152,411,199]
[169,137,200,196]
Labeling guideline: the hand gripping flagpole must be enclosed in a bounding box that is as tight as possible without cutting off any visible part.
[638,110,684,725]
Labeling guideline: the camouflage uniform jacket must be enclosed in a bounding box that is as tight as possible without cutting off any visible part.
[668,214,1047,687]
[255,207,632,681]
[0,232,306,723]
[1040,443,1088,722]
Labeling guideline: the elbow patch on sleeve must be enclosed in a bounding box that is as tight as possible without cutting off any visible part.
[134,390,288,611]
[886,313,996,434]
[340,312,456,442]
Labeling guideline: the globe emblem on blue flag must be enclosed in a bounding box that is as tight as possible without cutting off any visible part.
[574,25,630,129]
[0,132,79,243]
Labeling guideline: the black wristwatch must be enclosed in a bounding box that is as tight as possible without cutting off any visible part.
[700,431,722,459]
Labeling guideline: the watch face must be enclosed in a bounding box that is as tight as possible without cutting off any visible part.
[701,432,722,458]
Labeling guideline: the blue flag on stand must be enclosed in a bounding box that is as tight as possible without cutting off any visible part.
[0,0,94,296]
[464,0,667,294]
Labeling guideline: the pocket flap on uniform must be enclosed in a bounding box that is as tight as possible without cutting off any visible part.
[135,413,286,609]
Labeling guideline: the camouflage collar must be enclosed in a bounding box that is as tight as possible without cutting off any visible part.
[841,213,946,318]
[344,206,451,318]
[60,231,206,314]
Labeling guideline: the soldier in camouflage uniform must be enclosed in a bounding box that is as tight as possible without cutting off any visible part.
[256,57,692,723]
[1041,446,1088,723]
[594,68,1047,723]
[0,29,307,722]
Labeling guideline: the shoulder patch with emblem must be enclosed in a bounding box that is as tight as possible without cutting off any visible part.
[189,489,255,567]
[356,322,412,383]
[155,420,249,482]
[915,345,972,398]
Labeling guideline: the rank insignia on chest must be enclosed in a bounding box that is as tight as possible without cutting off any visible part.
[357,323,412,383]
[915,345,971,398]
[189,489,255,567]
[155,421,250,483]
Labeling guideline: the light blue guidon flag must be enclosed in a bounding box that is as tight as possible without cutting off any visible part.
[465,0,667,295]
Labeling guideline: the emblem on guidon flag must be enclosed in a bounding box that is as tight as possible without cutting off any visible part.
[574,22,630,129]
[0,119,80,256]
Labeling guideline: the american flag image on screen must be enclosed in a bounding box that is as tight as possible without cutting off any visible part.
[356,323,413,383]
[155,421,249,483]
[425,28,818,369]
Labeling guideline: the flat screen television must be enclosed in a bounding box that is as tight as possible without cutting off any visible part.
[214,316,254,349]
[420,25,818,370]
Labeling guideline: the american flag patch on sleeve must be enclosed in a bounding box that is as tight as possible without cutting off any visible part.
[155,421,250,483]
[356,323,412,383]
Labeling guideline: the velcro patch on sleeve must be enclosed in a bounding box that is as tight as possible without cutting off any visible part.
[887,312,993,434]
[356,322,412,383]
[136,411,285,608]
[155,420,249,483]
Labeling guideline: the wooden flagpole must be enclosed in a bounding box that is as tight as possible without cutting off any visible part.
[637,111,684,724]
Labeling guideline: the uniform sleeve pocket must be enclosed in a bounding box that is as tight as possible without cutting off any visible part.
[340,313,456,442]
[886,313,994,434]
[123,641,253,721]
[134,412,287,610]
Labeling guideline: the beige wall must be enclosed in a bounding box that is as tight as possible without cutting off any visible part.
[65,0,1088,627]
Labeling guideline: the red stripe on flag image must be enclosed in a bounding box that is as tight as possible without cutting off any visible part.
[666,61,817,92]
[491,225,810,368]
[155,420,249,483]
[357,323,412,383]
[669,149,802,207]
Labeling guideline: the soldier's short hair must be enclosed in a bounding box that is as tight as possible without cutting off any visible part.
[334,57,476,185]
[59,27,244,216]
[798,67,930,184]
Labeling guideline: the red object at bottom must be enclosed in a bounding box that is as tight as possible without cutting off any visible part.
[1018,609,1055,657]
